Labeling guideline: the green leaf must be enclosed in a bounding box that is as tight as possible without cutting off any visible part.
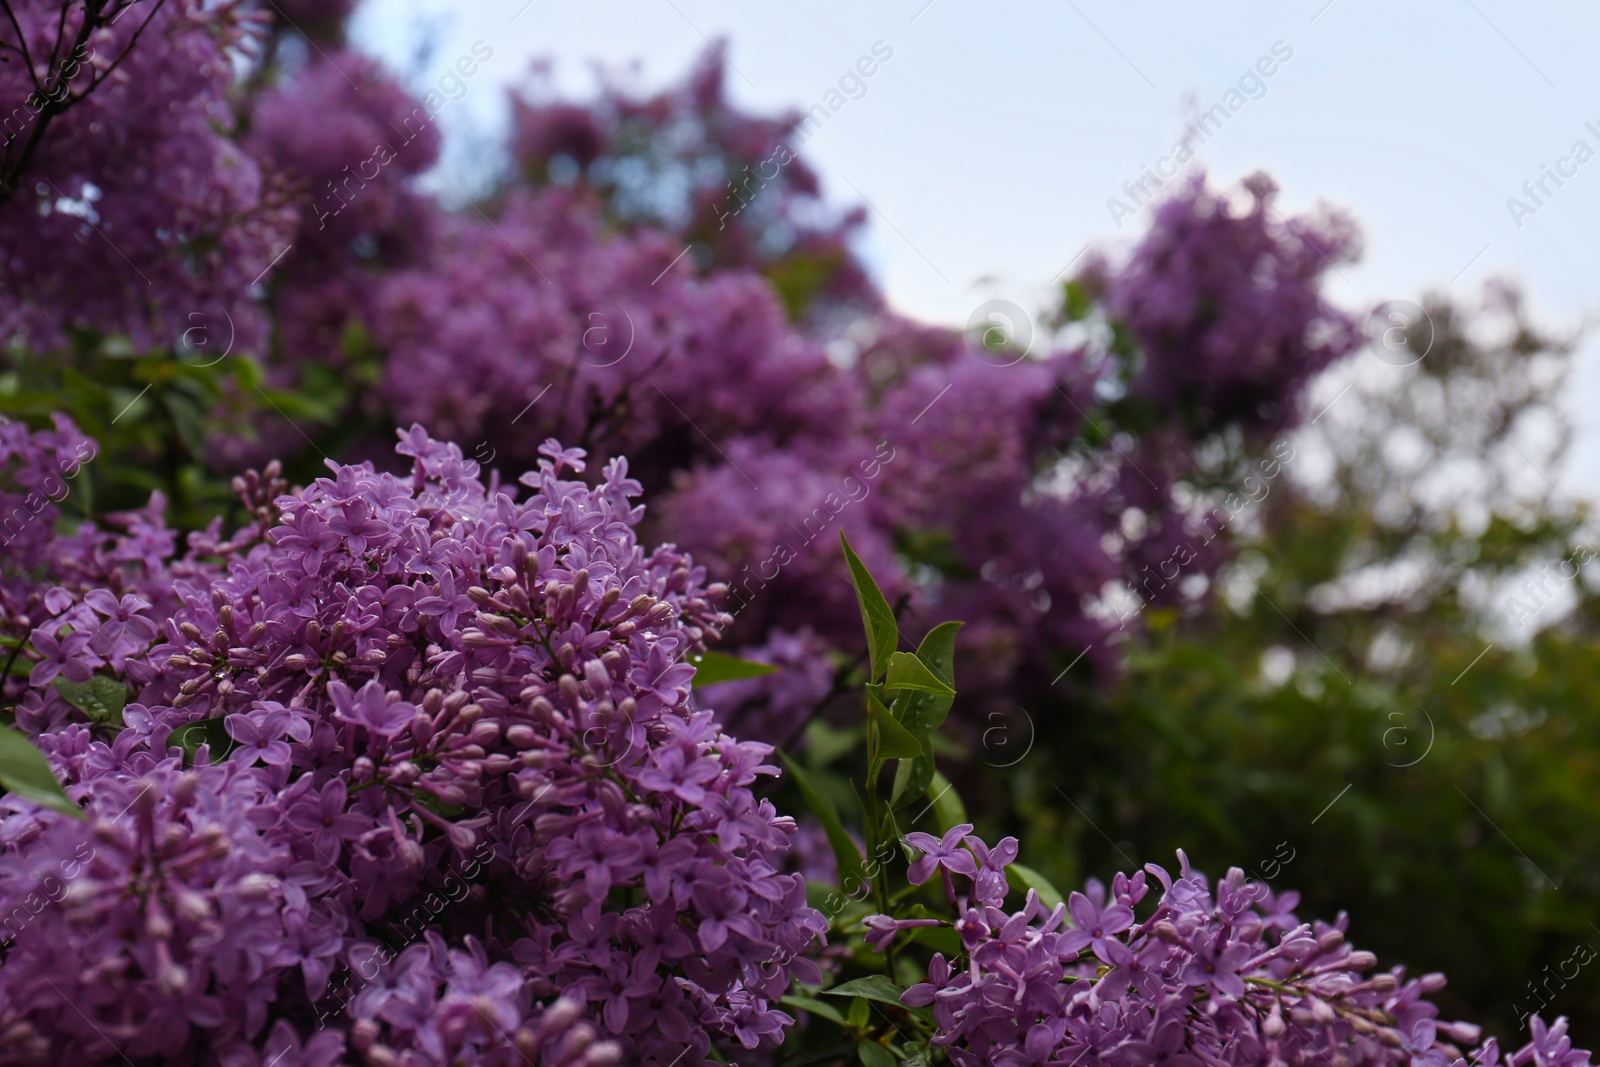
[892,622,962,806]
[884,650,955,697]
[870,692,923,761]
[926,771,968,832]
[52,675,127,728]
[780,994,847,1026]
[897,622,962,737]
[170,717,233,765]
[0,727,83,819]
[823,975,908,1009]
[858,1041,896,1067]
[780,751,867,894]
[890,755,913,807]
[805,720,862,768]
[1010,862,1065,909]
[841,530,898,681]
[688,650,779,688]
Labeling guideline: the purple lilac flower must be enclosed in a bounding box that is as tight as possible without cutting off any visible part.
[871,835,1592,1067]
[0,420,825,1064]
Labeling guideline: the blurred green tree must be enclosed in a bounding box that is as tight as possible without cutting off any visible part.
[1009,283,1600,1037]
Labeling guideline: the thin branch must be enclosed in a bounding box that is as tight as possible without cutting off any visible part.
[0,1,42,97]
[0,0,166,203]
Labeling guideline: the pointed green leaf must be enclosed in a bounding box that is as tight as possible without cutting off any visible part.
[779,751,867,894]
[0,727,83,819]
[688,650,779,688]
[52,675,127,728]
[170,717,234,766]
[840,530,898,681]
[884,650,955,697]
[1009,862,1065,910]
[780,994,848,1026]
[870,692,922,761]
[892,622,962,806]
[890,754,915,807]
[823,975,907,1008]
[858,1041,896,1067]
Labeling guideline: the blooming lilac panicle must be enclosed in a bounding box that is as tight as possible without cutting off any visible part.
[0,418,823,1064]
[1103,171,1362,435]
[875,834,1589,1067]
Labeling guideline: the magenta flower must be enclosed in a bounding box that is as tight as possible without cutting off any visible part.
[905,823,977,884]
[1180,929,1254,998]
[225,705,297,766]
[327,679,415,737]
[1058,889,1135,960]
[27,628,94,687]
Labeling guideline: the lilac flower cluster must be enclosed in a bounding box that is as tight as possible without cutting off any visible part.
[0,0,293,349]
[508,46,877,310]
[0,418,825,1064]
[1099,172,1363,435]
[873,828,1589,1067]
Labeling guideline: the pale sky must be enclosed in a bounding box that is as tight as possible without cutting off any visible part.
[352,0,1600,495]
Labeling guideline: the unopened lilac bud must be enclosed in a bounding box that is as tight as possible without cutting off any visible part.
[156,960,187,996]
[1153,921,1186,946]
[558,675,581,707]
[410,715,434,746]
[583,1042,624,1067]
[172,772,198,808]
[351,1019,380,1054]
[173,889,211,923]
[426,783,467,807]
[236,873,278,901]
[399,836,426,868]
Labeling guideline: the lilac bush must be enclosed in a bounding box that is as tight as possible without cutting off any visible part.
[0,418,823,1064]
[0,7,1585,1063]
[869,837,1550,1067]
[0,0,292,349]
[800,553,1590,1067]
